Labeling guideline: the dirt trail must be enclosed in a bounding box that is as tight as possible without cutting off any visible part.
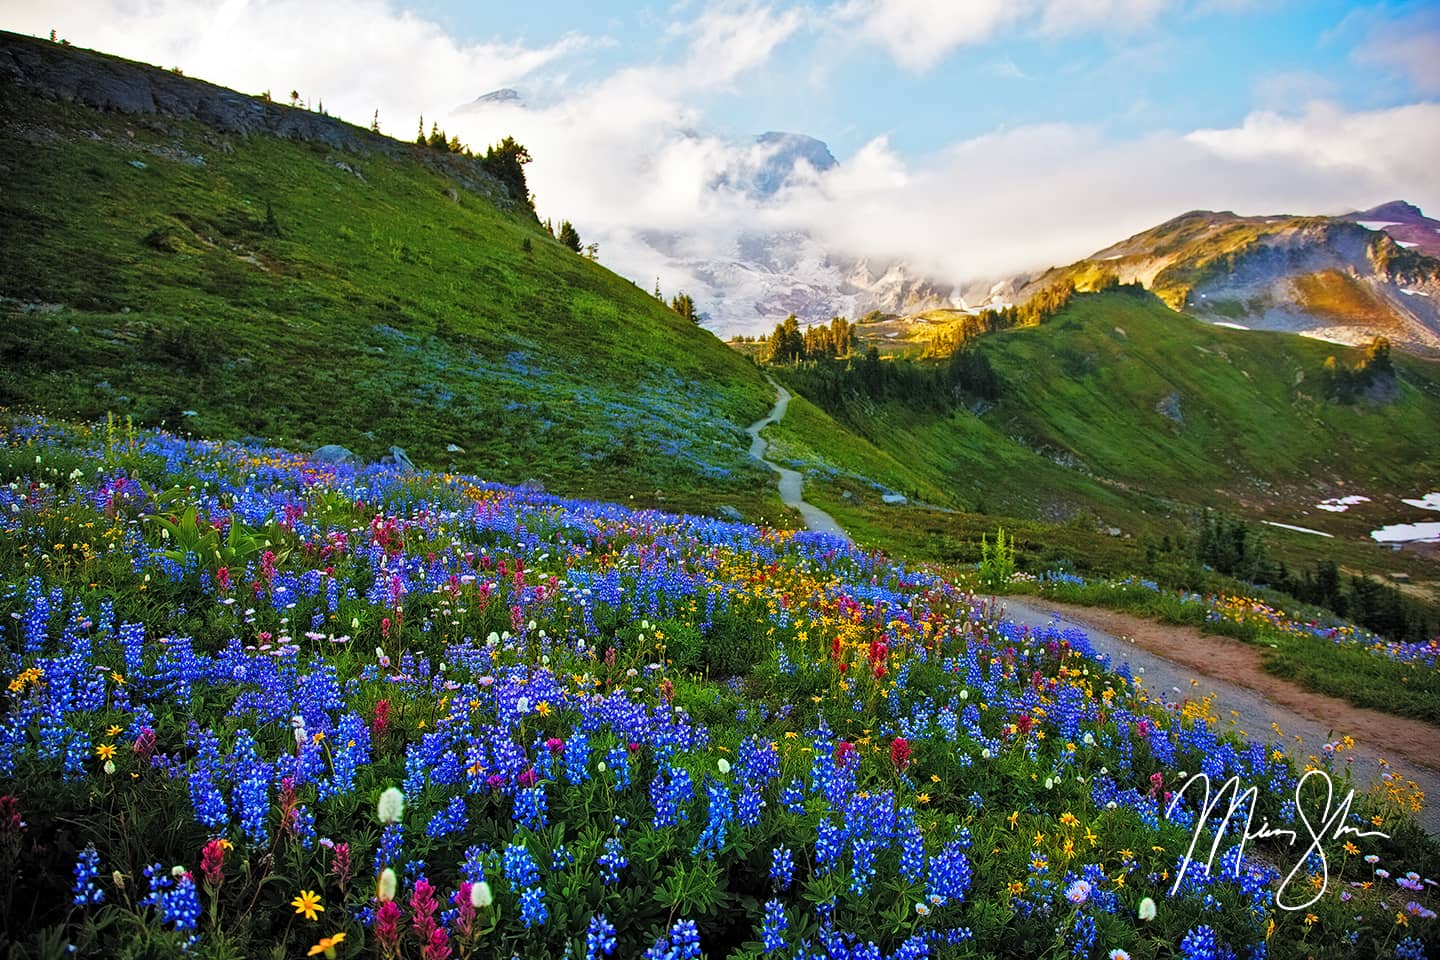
[1003,596,1440,835]
[745,381,850,542]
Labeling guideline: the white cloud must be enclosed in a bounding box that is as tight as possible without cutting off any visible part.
[672,1,807,87]
[5,0,589,132]
[1352,7,1440,95]
[836,0,1172,70]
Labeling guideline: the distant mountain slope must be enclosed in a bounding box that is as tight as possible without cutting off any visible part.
[1005,204,1440,355]
[0,31,777,517]
[770,292,1440,558]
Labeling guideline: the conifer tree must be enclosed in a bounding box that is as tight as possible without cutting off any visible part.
[557,220,582,253]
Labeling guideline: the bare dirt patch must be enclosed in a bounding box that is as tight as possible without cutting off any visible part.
[1036,599,1440,773]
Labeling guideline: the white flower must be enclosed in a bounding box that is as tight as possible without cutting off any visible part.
[597,761,607,773]
[103,759,116,775]
[516,697,530,715]
[486,632,499,646]
[1137,897,1157,921]
[377,787,405,824]
[1065,879,1092,905]
[528,620,537,630]
[981,749,992,760]
[1082,732,1095,746]
[717,758,731,775]
[959,689,969,700]
[471,881,493,909]
[1044,777,1054,790]
[378,868,397,902]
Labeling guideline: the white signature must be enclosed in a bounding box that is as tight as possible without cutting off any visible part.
[1165,769,1389,911]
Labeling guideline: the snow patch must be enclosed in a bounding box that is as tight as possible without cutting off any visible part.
[1212,321,1249,330]
[1100,254,1123,261]
[1371,522,1440,544]
[1402,493,1440,512]
[1397,241,1419,248]
[1355,220,1402,231]
[1263,521,1334,538]
[1400,288,1430,297]
[1300,332,1349,346]
[1315,495,1370,513]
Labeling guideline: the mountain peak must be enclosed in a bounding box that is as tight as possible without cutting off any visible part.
[1349,200,1426,223]
[456,88,523,113]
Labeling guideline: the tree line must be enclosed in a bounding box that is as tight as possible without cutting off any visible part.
[1189,511,1431,642]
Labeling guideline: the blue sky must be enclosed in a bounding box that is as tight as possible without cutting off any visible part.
[7,0,1438,330]
[375,0,1436,155]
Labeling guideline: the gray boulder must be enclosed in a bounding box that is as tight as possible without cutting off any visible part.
[312,444,360,466]
[717,505,744,522]
[389,445,417,472]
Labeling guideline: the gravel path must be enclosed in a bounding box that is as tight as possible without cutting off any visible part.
[1001,596,1440,837]
[746,381,851,542]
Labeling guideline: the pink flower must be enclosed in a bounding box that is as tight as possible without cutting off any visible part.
[374,899,403,955]
[200,838,226,888]
[890,737,912,772]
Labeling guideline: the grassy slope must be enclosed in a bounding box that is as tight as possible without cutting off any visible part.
[978,293,1440,503]
[763,292,1440,590]
[0,85,785,521]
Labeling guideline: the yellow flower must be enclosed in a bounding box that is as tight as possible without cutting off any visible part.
[307,932,346,957]
[95,743,116,761]
[1342,841,1359,855]
[291,890,325,921]
[1304,913,1318,927]
[1008,811,1019,830]
[1032,831,1045,847]
[916,792,930,804]
[106,725,123,737]
[536,701,552,717]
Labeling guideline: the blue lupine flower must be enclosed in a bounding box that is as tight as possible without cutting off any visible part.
[761,898,787,955]
[586,914,617,959]
[518,885,548,928]
[598,836,627,886]
[770,846,795,891]
[72,843,103,906]
[503,842,540,889]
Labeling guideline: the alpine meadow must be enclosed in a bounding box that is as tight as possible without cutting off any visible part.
[1,8,1439,960]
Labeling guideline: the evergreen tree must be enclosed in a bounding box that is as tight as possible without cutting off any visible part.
[370,110,381,134]
[670,291,698,323]
[557,220,582,253]
[416,114,426,146]
[479,137,533,209]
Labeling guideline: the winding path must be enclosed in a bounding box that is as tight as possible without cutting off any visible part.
[746,381,851,542]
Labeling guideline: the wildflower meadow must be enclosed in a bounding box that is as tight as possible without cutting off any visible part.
[0,415,1436,959]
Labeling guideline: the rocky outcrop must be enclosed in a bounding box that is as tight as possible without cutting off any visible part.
[0,30,520,206]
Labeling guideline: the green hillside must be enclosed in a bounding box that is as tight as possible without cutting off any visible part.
[0,35,778,518]
[765,291,1440,590]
